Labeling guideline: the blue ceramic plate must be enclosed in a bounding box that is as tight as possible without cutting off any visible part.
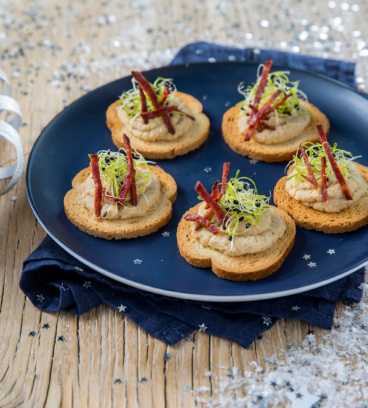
[26,62,368,301]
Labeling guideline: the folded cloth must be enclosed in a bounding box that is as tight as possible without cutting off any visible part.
[20,43,364,349]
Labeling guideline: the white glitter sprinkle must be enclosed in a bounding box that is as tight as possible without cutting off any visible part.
[162,232,170,237]
[107,14,116,24]
[311,25,319,32]
[299,31,309,41]
[341,2,350,10]
[328,0,336,8]
[353,30,361,38]
[303,254,311,260]
[118,304,126,312]
[10,196,17,201]
[359,49,368,57]
[292,46,300,53]
[320,32,328,41]
[134,259,142,264]
[208,57,216,63]
[245,33,253,40]
[286,385,319,407]
[228,55,236,61]
[112,40,121,47]
[260,20,269,28]
[332,17,342,26]
[352,4,360,12]
[300,19,308,26]
[308,262,316,268]
[327,249,335,255]
[280,41,287,48]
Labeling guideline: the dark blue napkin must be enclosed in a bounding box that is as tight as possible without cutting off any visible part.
[20,43,364,349]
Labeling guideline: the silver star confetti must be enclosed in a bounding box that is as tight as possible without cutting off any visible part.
[10,196,17,201]
[183,385,192,392]
[203,167,212,173]
[134,259,142,264]
[308,262,316,268]
[29,331,36,337]
[249,159,258,165]
[262,316,272,326]
[198,323,207,332]
[139,377,148,383]
[118,304,127,312]
[83,281,91,289]
[114,379,122,385]
[186,333,195,343]
[327,249,335,254]
[303,254,311,260]
[162,231,170,237]
[163,352,174,361]
[37,294,45,303]
[292,306,300,311]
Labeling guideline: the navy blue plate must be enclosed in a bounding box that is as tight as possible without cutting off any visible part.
[26,62,368,301]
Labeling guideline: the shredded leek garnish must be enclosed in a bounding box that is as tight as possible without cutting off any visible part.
[286,142,357,188]
[198,171,270,238]
[236,65,309,117]
[119,77,177,119]
[89,149,153,200]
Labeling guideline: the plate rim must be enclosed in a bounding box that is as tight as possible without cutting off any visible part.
[26,61,368,302]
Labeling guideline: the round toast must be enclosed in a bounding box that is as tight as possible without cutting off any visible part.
[274,163,368,234]
[64,166,177,240]
[177,204,296,281]
[222,103,330,162]
[107,92,210,160]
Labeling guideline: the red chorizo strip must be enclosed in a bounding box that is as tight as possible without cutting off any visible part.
[253,60,273,109]
[138,85,148,125]
[185,214,220,234]
[204,180,220,210]
[244,90,281,141]
[301,174,315,185]
[131,71,175,134]
[300,144,318,190]
[118,172,132,205]
[217,162,230,201]
[195,207,213,231]
[160,86,170,106]
[316,123,353,200]
[123,134,137,206]
[90,154,102,218]
[195,182,228,225]
[141,105,195,121]
[262,93,292,118]
[261,122,275,131]
[321,156,328,203]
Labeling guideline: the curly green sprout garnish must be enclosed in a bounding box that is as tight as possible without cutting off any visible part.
[237,66,308,118]
[199,171,271,239]
[120,77,177,119]
[286,142,360,188]
[89,148,153,203]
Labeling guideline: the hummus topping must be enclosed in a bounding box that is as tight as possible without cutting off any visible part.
[193,202,286,256]
[82,172,160,220]
[286,162,368,212]
[238,105,311,145]
[118,94,193,142]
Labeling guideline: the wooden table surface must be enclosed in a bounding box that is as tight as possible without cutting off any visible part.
[0,1,366,406]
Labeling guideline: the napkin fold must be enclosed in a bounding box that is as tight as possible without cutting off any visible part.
[20,43,364,349]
